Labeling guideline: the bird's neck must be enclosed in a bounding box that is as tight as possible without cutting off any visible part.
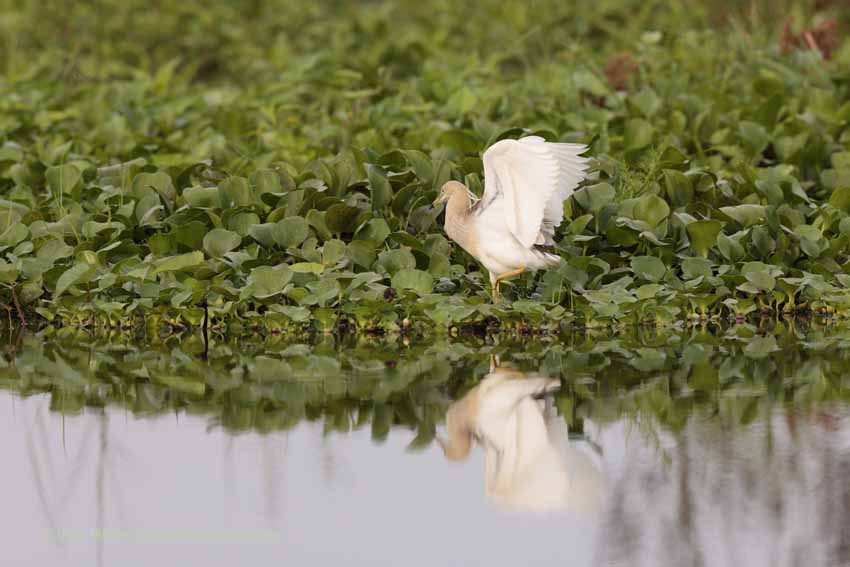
[445,190,474,246]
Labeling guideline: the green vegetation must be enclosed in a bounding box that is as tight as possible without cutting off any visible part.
[3,323,850,437]
[2,1,850,334]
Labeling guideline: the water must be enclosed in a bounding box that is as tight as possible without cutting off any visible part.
[2,323,850,566]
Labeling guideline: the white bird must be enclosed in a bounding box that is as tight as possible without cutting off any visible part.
[437,362,606,513]
[433,136,590,301]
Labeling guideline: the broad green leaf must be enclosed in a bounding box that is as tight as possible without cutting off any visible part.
[132,171,175,202]
[624,118,653,150]
[367,164,392,212]
[245,265,292,298]
[686,220,722,257]
[630,255,666,282]
[46,164,82,195]
[250,169,282,196]
[152,251,205,274]
[0,260,18,283]
[290,262,325,274]
[828,187,850,212]
[356,218,391,245]
[633,194,669,228]
[573,183,615,213]
[203,228,241,258]
[377,248,416,275]
[326,204,361,234]
[55,263,94,297]
[273,216,309,248]
[322,239,347,266]
[219,177,255,207]
[184,186,221,208]
[744,270,775,291]
[720,204,765,227]
[391,268,434,294]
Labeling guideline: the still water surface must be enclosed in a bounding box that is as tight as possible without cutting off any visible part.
[1,324,849,566]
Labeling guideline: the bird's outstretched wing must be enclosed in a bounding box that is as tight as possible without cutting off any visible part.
[481,136,589,248]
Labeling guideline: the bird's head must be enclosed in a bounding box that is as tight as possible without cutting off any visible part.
[435,389,477,461]
[433,180,467,206]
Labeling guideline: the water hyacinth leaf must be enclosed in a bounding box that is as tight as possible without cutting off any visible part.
[717,232,746,262]
[0,260,18,283]
[391,268,434,294]
[573,183,615,213]
[250,168,282,196]
[219,176,255,207]
[245,265,292,298]
[348,240,377,269]
[630,256,666,282]
[46,164,82,195]
[0,223,28,248]
[663,169,692,207]
[307,278,341,307]
[686,220,722,258]
[636,283,664,300]
[720,205,765,227]
[55,263,94,297]
[183,186,220,208]
[744,269,776,291]
[152,251,205,274]
[751,226,775,257]
[37,239,74,262]
[135,192,163,225]
[436,129,480,154]
[389,231,424,251]
[270,305,311,322]
[738,121,769,157]
[132,171,175,202]
[402,150,434,186]
[631,87,661,118]
[174,220,209,251]
[793,225,825,257]
[306,209,332,241]
[633,194,669,228]
[322,239,347,266]
[149,233,173,255]
[377,248,416,275]
[203,228,241,258]
[681,257,713,279]
[226,212,261,237]
[290,262,324,274]
[356,218,391,245]
[367,164,392,212]
[624,118,654,150]
[273,216,309,248]
[325,204,361,234]
[828,187,850,212]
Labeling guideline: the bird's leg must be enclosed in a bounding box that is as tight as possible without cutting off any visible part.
[490,267,525,303]
[494,266,526,288]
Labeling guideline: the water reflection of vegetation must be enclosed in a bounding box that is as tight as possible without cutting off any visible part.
[2,322,850,439]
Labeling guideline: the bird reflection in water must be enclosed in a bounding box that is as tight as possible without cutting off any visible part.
[437,358,606,513]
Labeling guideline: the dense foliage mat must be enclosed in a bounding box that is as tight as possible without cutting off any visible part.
[2,0,850,333]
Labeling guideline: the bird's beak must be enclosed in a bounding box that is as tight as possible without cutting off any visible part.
[433,194,446,207]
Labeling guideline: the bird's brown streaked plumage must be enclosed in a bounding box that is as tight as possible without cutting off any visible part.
[435,180,480,260]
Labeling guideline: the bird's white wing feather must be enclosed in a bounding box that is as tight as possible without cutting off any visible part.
[481,136,589,248]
